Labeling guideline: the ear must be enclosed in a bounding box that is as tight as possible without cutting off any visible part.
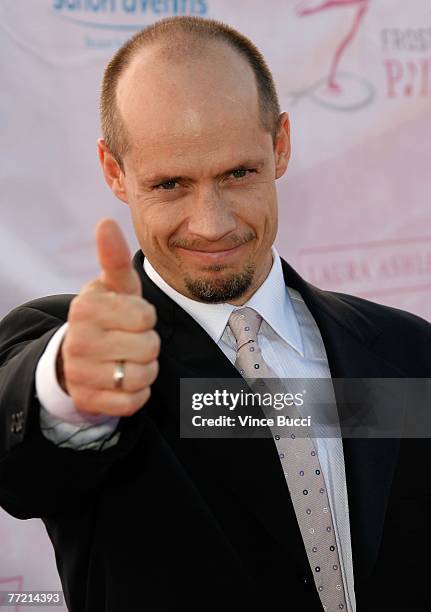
[274,112,291,180]
[97,138,129,204]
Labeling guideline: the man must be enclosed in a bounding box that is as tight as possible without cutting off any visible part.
[0,15,430,612]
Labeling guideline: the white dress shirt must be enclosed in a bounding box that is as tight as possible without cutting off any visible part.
[36,247,356,610]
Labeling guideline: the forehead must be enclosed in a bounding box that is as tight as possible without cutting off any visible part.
[116,40,265,168]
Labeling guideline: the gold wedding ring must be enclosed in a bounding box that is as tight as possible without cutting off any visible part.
[113,360,126,390]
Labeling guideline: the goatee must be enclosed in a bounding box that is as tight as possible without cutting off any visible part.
[184,262,256,303]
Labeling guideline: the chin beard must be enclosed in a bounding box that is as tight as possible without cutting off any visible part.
[184,262,256,303]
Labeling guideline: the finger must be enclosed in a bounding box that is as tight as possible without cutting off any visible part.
[65,359,159,393]
[72,386,152,417]
[95,218,141,296]
[64,327,161,364]
[68,292,157,332]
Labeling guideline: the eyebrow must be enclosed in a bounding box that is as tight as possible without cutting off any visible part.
[138,158,266,187]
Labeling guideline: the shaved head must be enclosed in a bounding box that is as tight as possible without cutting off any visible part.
[115,38,262,169]
[100,16,281,172]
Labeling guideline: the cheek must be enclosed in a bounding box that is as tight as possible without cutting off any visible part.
[131,199,183,249]
[236,183,277,223]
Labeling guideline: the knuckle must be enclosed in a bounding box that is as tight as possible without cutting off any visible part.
[73,388,97,412]
[139,386,151,408]
[120,394,140,416]
[146,302,157,325]
[69,295,96,323]
[137,301,157,329]
[64,333,91,357]
[68,296,85,322]
[146,359,159,384]
[63,362,83,385]
[146,330,161,358]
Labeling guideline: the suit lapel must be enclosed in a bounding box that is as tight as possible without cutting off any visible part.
[132,251,402,589]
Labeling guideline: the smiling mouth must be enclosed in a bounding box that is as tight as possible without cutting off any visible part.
[176,242,248,263]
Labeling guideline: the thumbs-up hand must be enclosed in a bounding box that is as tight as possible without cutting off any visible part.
[57,218,160,417]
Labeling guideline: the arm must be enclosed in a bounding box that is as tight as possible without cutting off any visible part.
[0,297,147,519]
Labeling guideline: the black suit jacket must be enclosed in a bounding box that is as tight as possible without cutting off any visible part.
[0,251,430,611]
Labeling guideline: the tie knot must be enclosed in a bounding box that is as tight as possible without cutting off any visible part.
[228,307,263,349]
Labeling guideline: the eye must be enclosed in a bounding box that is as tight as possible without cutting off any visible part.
[230,168,255,179]
[154,179,179,191]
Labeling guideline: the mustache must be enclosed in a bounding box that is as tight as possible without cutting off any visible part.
[170,231,256,251]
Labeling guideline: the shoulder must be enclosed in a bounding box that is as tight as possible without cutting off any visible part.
[0,295,77,376]
[324,290,431,374]
[329,290,431,336]
[0,294,76,330]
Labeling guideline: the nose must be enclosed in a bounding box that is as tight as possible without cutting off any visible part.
[187,185,237,242]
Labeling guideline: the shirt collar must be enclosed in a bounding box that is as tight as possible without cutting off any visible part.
[143,246,304,356]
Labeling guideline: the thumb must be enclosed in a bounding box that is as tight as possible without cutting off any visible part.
[95,218,141,296]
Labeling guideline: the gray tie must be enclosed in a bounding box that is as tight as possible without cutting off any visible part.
[228,306,347,612]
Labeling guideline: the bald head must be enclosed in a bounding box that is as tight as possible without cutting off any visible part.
[100,16,281,172]
[116,40,263,168]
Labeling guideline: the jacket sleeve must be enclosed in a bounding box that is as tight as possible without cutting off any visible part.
[0,295,147,519]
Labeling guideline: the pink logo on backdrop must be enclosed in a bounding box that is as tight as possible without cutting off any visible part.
[299,236,431,299]
[290,0,375,111]
[0,576,23,612]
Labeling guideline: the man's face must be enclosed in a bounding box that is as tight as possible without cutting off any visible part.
[99,41,290,304]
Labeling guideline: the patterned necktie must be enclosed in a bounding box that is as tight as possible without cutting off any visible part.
[228,306,348,612]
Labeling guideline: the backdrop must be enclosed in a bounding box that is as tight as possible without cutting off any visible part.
[1,1,430,608]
